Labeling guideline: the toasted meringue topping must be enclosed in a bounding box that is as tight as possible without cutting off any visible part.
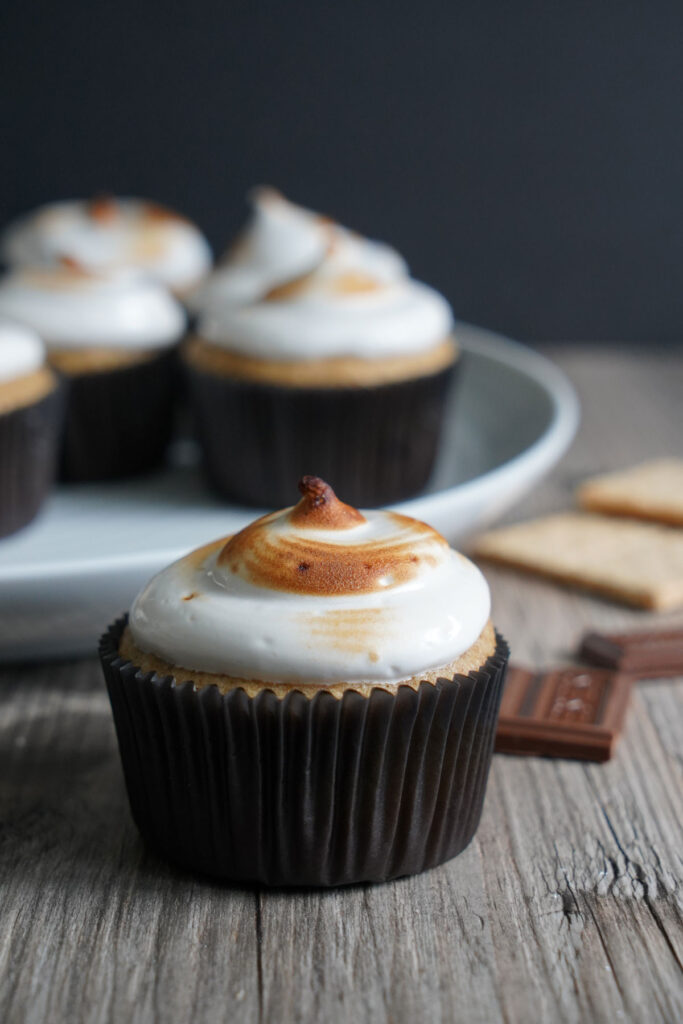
[289,476,366,529]
[0,196,212,291]
[190,189,453,361]
[0,320,46,383]
[0,265,185,350]
[128,478,490,684]
[55,254,96,278]
[217,477,443,596]
[88,195,119,223]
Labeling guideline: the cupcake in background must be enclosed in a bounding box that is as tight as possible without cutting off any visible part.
[185,188,458,507]
[100,475,509,885]
[1,196,212,297]
[0,262,185,481]
[0,321,63,537]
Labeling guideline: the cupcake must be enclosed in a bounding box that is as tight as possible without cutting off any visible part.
[1,196,212,297]
[100,476,508,886]
[0,262,185,481]
[0,321,63,537]
[185,189,458,507]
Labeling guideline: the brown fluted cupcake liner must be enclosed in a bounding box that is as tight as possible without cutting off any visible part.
[59,347,178,482]
[100,617,508,886]
[0,382,64,538]
[184,361,458,508]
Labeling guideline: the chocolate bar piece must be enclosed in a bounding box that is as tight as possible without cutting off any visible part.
[580,628,683,678]
[495,666,633,762]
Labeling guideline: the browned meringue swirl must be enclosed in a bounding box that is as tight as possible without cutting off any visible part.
[263,269,322,302]
[87,195,187,228]
[289,476,365,529]
[57,254,95,277]
[258,205,386,303]
[263,263,385,303]
[217,476,447,596]
[20,257,97,290]
[88,195,119,223]
[144,201,189,225]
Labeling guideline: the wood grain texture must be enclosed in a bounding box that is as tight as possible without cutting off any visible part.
[1,345,682,1024]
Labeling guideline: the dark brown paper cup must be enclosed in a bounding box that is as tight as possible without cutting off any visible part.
[59,347,178,482]
[0,382,64,538]
[184,360,458,507]
[100,618,508,886]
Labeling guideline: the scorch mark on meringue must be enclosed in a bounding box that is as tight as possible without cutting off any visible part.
[328,271,384,294]
[263,267,384,302]
[263,268,323,302]
[290,476,365,529]
[88,195,119,223]
[303,608,389,655]
[22,258,97,290]
[144,201,190,225]
[58,255,94,276]
[217,478,447,596]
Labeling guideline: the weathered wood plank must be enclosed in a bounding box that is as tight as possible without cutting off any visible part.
[0,662,260,1024]
[0,346,682,1024]
[255,680,682,1024]
[478,692,683,1024]
[256,842,507,1024]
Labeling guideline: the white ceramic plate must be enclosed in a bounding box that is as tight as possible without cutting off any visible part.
[0,323,579,660]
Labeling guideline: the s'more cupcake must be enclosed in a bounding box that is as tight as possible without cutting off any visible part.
[0,262,185,480]
[0,321,63,537]
[185,189,458,507]
[1,196,212,297]
[100,476,508,886]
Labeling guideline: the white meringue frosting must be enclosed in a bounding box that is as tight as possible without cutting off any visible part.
[192,189,454,361]
[0,320,46,384]
[1,197,212,292]
[0,264,185,350]
[129,477,490,685]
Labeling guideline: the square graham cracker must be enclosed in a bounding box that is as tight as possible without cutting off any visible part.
[578,458,683,527]
[473,512,683,611]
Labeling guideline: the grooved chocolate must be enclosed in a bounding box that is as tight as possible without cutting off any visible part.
[580,628,683,678]
[495,666,633,762]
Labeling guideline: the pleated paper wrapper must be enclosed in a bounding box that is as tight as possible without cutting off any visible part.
[101,617,509,887]
[0,382,64,538]
[59,347,178,482]
[185,360,458,508]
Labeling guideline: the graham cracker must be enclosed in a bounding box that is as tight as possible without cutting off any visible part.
[577,458,683,527]
[473,512,683,611]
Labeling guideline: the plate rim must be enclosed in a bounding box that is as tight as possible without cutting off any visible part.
[0,324,579,582]
[395,323,580,521]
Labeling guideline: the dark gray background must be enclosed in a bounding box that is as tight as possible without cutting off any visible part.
[2,0,682,343]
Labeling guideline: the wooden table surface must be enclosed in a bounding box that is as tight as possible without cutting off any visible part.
[1,345,682,1024]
